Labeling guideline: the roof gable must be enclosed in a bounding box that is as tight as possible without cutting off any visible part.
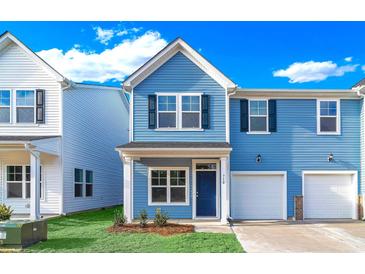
[123,38,236,92]
[0,31,67,84]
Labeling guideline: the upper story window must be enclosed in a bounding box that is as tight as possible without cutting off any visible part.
[317,99,340,135]
[158,95,177,128]
[157,94,201,130]
[16,90,35,123]
[0,90,11,123]
[249,100,268,133]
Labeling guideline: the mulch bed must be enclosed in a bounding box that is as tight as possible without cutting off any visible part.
[107,223,195,236]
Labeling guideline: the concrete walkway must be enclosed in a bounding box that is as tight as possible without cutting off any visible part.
[232,220,365,252]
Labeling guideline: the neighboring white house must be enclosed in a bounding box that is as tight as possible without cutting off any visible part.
[0,31,129,218]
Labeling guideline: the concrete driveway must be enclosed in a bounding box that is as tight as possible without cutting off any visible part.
[232,221,365,252]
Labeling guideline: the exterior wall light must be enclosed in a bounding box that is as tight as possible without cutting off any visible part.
[256,154,262,163]
[328,153,334,162]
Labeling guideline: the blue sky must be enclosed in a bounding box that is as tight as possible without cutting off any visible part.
[1,21,365,88]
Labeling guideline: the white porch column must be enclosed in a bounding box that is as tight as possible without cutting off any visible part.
[123,157,133,223]
[220,156,230,224]
[30,151,41,220]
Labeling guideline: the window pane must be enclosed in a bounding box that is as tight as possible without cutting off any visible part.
[182,96,200,112]
[86,184,93,197]
[251,100,267,115]
[182,113,199,128]
[26,166,30,181]
[196,163,216,170]
[0,108,10,123]
[7,166,22,181]
[171,187,186,203]
[320,117,337,132]
[320,101,337,116]
[75,183,83,197]
[170,178,178,186]
[159,113,176,128]
[151,187,167,203]
[7,183,22,198]
[250,117,267,131]
[16,90,34,106]
[26,182,42,198]
[86,170,93,183]
[158,96,176,112]
[17,107,34,123]
[74,168,83,182]
[0,90,10,106]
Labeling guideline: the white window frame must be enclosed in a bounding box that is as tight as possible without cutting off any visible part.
[156,93,203,131]
[74,168,84,198]
[148,167,190,206]
[0,89,11,124]
[248,99,270,134]
[85,170,94,197]
[15,89,36,124]
[317,99,341,135]
[156,94,178,129]
[5,165,44,200]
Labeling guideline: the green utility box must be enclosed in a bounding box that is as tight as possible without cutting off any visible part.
[0,219,47,248]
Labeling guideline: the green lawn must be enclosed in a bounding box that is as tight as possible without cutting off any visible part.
[25,207,243,253]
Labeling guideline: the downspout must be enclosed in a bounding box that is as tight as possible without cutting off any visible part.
[355,86,365,221]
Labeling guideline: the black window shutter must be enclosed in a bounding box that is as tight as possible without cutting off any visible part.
[148,95,157,129]
[268,99,277,132]
[240,99,248,132]
[36,89,45,124]
[201,95,209,129]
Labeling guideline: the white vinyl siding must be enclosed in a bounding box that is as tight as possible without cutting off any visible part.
[0,150,61,215]
[0,42,61,135]
[62,85,129,213]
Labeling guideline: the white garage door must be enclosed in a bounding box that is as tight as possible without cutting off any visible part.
[231,173,287,220]
[303,173,356,219]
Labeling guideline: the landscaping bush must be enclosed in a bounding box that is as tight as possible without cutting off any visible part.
[154,208,169,227]
[138,209,148,227]
[113,208,126,227]
[0,203,13,221]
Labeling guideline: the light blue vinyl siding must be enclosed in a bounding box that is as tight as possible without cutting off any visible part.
[133,158,193,219]
[230,99,361,217]
[133,52,226,142]
[361,99,365,195]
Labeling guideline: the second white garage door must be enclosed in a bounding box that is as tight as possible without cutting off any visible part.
[231,172,287,220]
[303,172,357,219]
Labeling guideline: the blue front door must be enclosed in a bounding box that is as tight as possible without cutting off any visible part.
[196,171,216,217]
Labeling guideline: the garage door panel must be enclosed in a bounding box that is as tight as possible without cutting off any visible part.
[231,174,286,220]
[304,174,355,219]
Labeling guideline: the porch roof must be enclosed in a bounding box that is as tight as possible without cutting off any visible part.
[116,142,232,158]
[0,136,60,142]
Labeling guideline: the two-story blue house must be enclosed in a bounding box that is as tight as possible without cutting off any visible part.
[116,38,364,223]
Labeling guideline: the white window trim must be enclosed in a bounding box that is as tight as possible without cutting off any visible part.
[248,99,270,134]
[15,89,36,125]
[74,168,94,198]
[0,89,11,124]
[316,99,341,135]
[156,92,202,131]
[5,165,44,201]
[148,166,190,206]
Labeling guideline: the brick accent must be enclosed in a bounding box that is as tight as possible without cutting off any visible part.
[294,195,303,221]
[358,195,364,220]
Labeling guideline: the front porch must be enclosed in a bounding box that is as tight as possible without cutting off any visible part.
[0,136,61,219]
[116,142,232,224]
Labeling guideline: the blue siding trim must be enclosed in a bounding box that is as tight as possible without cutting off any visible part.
[133,52,226,142]
[230,99,361,217]
[133,158,193,219]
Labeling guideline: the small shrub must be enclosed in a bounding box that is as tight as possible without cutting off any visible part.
[0,204,13,221]
[154,208,169,227]
[138,209,148,227]
[113,208,126,227]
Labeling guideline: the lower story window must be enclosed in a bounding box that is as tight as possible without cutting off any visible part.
[74,168,83,197]
[7,165,42,199]
[85,170,93,197]
[74,168,94,198]
[149,167,189,205]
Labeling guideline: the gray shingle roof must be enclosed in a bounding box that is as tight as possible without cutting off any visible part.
[352,78,365,88]
[0,136,60,142]
[116,142,231,149]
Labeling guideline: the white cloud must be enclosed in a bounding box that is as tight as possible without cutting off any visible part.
[93,27,115,45]
[273,61,358,83]
[37,31,168,83]
[344,56,353,62]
